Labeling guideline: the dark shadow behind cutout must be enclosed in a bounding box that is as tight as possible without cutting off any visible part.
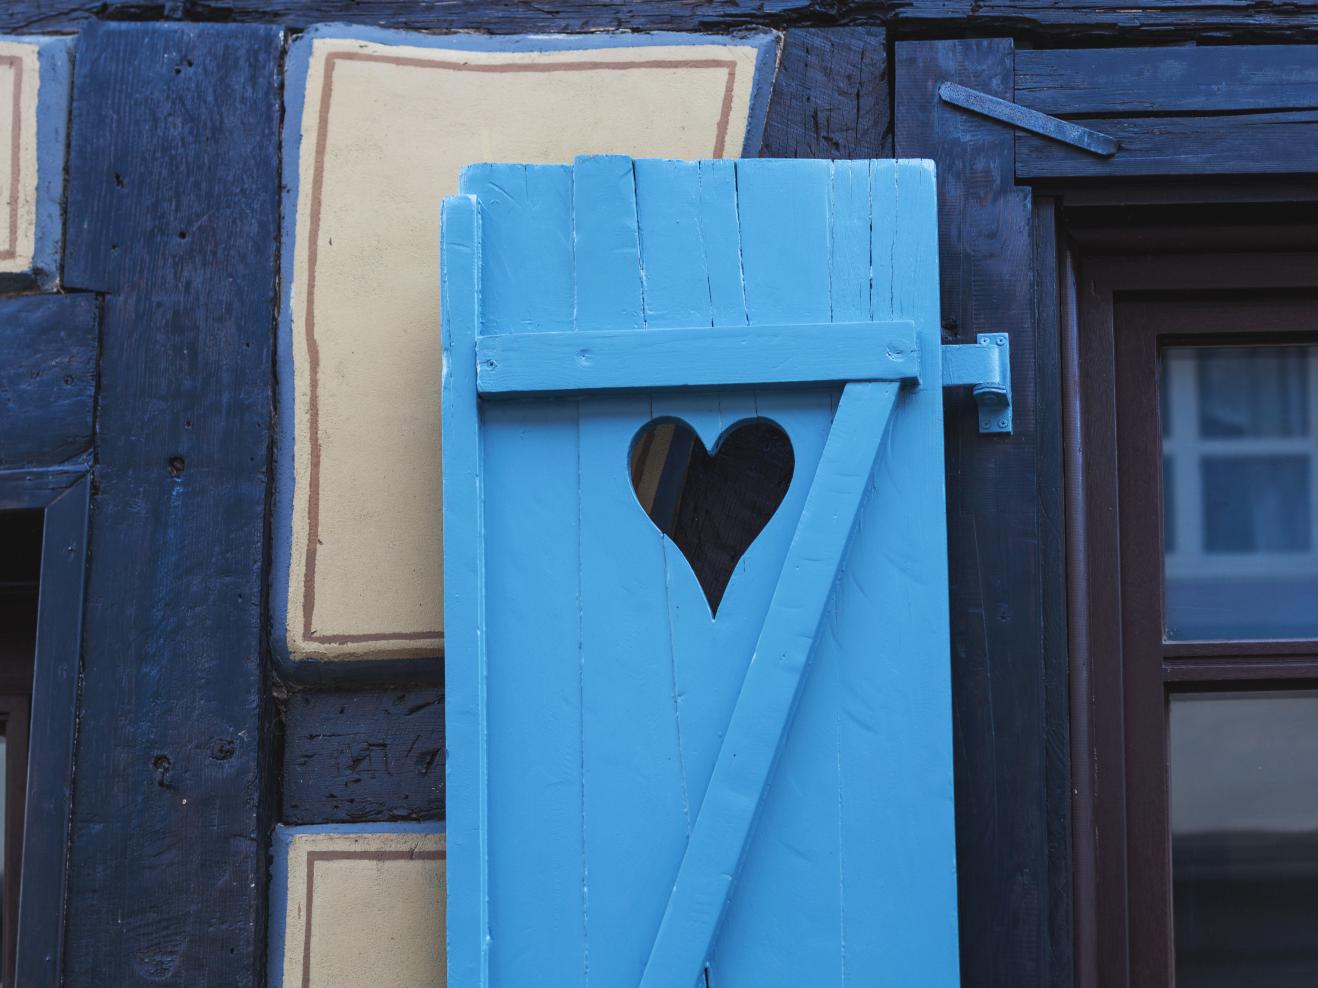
[630,418,794,615]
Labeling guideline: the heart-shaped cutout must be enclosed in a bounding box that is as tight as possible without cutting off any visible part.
[630,417,794,615]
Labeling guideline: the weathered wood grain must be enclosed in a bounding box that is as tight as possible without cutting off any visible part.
[0,468,87,510]
[1014,46,1318,178]
[1018,110,1318,179]
[1017,46,1318,115]
[282,689,442,824]
[8,0,1318,40]
[760,27,890,159]
[896,38,1054,988]
[60,21,281,986]
[0,294,98,470]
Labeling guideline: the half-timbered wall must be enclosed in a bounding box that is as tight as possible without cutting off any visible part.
[2,2,1317,986]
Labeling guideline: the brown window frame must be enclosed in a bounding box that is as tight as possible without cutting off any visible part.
[1069,249,1318,988]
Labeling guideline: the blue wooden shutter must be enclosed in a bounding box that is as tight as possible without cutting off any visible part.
[443,156,960,987]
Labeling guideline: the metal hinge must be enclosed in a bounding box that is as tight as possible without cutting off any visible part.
[942,333,1012,434]
[939,82,1118,158]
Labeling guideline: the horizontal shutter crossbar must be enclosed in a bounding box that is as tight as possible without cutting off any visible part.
[475,320,919,396]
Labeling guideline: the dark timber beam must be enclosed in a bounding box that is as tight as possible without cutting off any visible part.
[0,295,98,471]
[8,0,1318,42]
[282,689,443,825]
[760,26,891,159]
[897,37,1063,988]
[60,21,281,985]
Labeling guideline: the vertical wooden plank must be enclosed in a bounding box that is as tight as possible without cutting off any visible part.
[60,21,281,985]
[736,160,832,326]
[637,159,843,987]
[695,160,748,329]
[15,476,89,986]
[632,158,842,988]
[645,157,751,834]
[459,163,584,986]
[632,154,736,828]
[634,159,711,330]
[1033,197,1074,988]
[642,381,901,988]
[896,38,1051,988]
[835,158,961,985]
[571,156,643,331]
[829,160,872,321]
[467,162,575,336]
[439,193,484,987]
[573,156,689,986]
[708,158,843,988]
[760,27,891,159]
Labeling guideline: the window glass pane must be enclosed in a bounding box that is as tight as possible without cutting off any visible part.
[1162,346,1318,640]
[1201,456,1310,553]
[1171,692,1318,987]
[1164,454,1175,553]
[1197,346,1310,438]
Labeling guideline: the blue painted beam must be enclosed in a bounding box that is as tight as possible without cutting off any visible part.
[475,321,919,396]
[640,379,902,987]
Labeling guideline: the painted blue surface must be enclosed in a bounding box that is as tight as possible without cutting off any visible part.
[643,379,902,986]
[476,321,919,395]
[0,35,71,288]
[267,822,446,988]
[941,332,1014,433]
[273,26,778,669]
[443,156,960,986]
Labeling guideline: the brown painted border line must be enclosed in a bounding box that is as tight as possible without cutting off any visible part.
[300,48,740,645]
[0,55,24,261]
[301,847,447,988]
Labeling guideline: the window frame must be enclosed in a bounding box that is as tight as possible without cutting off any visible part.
[0,694,28,986]
[1070,250,1318,988]
[0,473,89,987]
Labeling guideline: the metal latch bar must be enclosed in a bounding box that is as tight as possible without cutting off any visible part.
[939,81,1119,158]
[942,333,1012,434]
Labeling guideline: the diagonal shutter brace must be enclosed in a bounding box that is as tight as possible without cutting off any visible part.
[939,81,1119,157]
[943,333,1012,434]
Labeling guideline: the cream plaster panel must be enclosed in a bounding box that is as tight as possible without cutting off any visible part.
[286,36,767,660]
[0,41,39,275]
[278,829,446,988]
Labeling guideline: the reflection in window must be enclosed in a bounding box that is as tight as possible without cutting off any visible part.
[1201,456,1310,553]
[1171,692,1318,987]
[1161,346,1318,640]
[1197,347,1310,438]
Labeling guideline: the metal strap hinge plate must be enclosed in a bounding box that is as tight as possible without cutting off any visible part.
[942,333,1012,434]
